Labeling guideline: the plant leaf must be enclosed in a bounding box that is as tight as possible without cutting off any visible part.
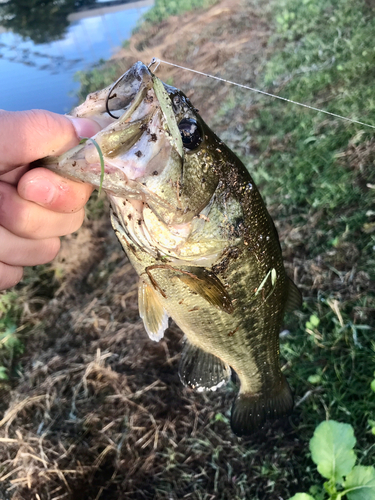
[289,494,316,500]
[309,420,356,483]
[344,466,375,500]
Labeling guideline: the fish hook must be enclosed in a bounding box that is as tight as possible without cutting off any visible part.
[105,72,127,119]
[148,57,161,72]
[106,59,160,118]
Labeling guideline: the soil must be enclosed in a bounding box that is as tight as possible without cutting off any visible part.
[0,1,314,498]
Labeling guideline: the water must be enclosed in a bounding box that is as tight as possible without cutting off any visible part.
[0,0,152,114]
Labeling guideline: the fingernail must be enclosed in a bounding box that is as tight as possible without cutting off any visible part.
[21,177,56,205]
[67,116,101,139]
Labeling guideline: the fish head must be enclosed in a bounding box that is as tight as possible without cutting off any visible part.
[42,61,222,226]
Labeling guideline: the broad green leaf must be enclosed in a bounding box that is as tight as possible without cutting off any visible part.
[309,420,356,483]
[289,494,316,500]
[344,466,375,500]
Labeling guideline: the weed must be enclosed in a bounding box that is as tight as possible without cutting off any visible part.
[139,0,218,25]
[0,291,23,381]
[289,420,375,500]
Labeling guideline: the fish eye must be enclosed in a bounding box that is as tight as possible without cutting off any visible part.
[178,118,202,150]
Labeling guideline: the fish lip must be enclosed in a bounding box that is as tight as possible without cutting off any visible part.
[72,61,153,120]
[107,61,153,116]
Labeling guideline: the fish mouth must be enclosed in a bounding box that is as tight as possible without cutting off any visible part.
[41,62,177,201]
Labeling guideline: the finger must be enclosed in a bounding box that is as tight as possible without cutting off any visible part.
[0,182,85,239]
[0,110,101,172]
[0,226,61,267]
[0,165,29,186]
[18,168,93,213]
[0,262,23,291]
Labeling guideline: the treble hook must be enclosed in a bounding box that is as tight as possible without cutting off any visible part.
[105,72,127,119]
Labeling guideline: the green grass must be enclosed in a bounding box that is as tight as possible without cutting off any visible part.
[246,0,375,252]
[0,291,24,382]
[140,0,217,25]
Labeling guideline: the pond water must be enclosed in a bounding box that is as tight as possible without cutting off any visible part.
[0,0,152,114]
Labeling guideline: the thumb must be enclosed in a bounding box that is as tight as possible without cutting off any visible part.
[0,109,100,173]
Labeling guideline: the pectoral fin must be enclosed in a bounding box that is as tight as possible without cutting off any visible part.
[177,267,234,314]
[179,338,231,392]
[145,264,233,314]
[138,279,169,342]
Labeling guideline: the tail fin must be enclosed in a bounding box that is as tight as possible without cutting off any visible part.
[230,377,293,436]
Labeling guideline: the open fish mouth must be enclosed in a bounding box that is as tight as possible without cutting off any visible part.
[39,62,178,204]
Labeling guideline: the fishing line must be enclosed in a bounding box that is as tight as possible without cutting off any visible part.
[148,58,375,131]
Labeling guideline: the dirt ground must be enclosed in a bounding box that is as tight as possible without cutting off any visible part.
[0,1,320,498]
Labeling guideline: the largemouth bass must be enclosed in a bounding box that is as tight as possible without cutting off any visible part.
[39,61,301,436]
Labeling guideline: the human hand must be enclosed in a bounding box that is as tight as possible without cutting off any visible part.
[0,109,101,291]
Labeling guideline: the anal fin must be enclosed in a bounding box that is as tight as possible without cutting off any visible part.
[179,338,231,392]
[230,376,293,436]
[138,279,169,342]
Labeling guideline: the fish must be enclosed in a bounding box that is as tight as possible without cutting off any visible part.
[38,61,302,436]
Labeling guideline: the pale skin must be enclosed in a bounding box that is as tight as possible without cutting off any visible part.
[0,109,101,291]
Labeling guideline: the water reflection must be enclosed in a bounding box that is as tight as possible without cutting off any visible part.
[0,0,97,45]
[0,0,152,113]
[0,41,82,73]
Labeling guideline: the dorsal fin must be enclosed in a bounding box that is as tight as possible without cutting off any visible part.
[284,277,302,313]
[179,338,231,392]
[138,279,169,342]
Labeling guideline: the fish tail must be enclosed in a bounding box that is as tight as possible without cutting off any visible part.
[230,376,293,436]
